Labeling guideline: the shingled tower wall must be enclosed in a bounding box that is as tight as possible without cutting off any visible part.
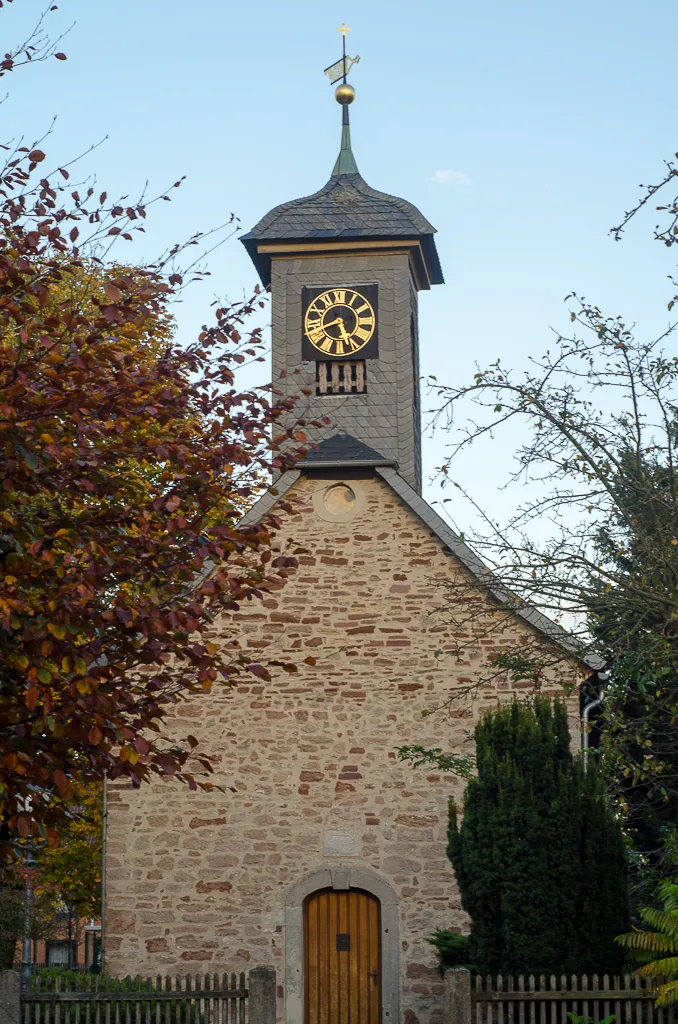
[270,252,421,489]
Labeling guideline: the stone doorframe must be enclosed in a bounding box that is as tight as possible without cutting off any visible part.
[284,862,400,1024]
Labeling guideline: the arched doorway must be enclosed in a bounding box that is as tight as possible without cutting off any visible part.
[284,863,399,1024]
[304,888,381,1024]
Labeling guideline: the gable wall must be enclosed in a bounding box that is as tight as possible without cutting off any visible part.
[104,472,581,1024]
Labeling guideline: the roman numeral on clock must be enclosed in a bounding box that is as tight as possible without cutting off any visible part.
[302,285,378,360]
[307,325,325,344]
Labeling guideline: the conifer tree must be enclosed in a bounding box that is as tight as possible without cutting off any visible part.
[448,698,629,975]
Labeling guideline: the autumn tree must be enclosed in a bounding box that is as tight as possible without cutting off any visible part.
[26,780,103,967]
[36,780,103,920]
[0,4,319,842]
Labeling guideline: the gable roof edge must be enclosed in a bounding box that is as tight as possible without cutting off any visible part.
[375,467,604,672]
[238,470,301,528]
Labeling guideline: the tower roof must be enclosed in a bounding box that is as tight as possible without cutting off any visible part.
[241,102,444,289]
[297,432,396,468]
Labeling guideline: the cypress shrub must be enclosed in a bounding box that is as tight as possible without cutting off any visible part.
[448,697,628,975]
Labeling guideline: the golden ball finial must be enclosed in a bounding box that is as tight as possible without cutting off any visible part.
[335,82,355,105]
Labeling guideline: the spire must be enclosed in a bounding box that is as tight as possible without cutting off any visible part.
[332,102,359,177]
[325,23,360,177]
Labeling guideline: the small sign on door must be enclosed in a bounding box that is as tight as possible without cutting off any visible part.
[336,933,351,951]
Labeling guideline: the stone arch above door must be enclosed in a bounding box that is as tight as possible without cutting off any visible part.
[284,862,400,1024]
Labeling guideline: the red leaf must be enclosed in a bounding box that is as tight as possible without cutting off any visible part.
[28,149,45,163]
[246,663,269,679]
[158,755,177,775]
[54,52,67,60]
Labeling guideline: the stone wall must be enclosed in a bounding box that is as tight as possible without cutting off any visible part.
[104,471,582,1024]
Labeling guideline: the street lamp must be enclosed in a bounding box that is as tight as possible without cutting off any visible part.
[20,838,37,993]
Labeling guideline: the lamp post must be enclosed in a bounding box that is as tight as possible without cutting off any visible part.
[20,838,37,993]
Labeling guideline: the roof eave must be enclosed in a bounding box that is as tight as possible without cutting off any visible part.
[241,233,443,291]
[298,457,398,470]
[240,236,271,288]
[375,467,604,672]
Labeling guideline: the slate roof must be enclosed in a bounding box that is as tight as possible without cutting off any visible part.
[297,432,396,468]
[241,117,444,288]
[244,171,438,241]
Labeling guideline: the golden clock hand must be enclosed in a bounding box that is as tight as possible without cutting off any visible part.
[338,320,351,343]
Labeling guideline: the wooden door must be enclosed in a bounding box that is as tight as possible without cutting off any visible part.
[304,889,381,1024]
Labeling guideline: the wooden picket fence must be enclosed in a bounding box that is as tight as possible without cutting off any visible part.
[471,975,675,1024]
[21,973,249,1024]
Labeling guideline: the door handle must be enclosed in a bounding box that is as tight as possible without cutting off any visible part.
[368,970,378,984]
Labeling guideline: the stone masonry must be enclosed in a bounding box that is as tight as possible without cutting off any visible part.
[104,471,583,1024]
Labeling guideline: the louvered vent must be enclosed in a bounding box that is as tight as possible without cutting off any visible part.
[316,361,367,396]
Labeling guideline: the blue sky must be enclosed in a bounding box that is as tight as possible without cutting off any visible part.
[4,0,677,525]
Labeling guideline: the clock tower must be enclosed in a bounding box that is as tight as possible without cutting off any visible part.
[240,69,443,493]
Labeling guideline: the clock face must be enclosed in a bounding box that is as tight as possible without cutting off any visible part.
[302,286,378,359]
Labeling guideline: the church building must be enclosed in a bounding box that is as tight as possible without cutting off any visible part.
[104,46,592,1024]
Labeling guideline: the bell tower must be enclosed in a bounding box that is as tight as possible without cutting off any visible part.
[241,31,443,494]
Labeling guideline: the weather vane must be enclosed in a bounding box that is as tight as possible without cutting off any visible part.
[323,23,360,93]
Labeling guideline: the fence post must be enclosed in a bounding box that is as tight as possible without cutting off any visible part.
[444,968,471,1024]
[0,972,21,1024]
[248,966,276,1024]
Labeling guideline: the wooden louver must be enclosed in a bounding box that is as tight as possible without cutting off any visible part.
[316,361,367,396]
